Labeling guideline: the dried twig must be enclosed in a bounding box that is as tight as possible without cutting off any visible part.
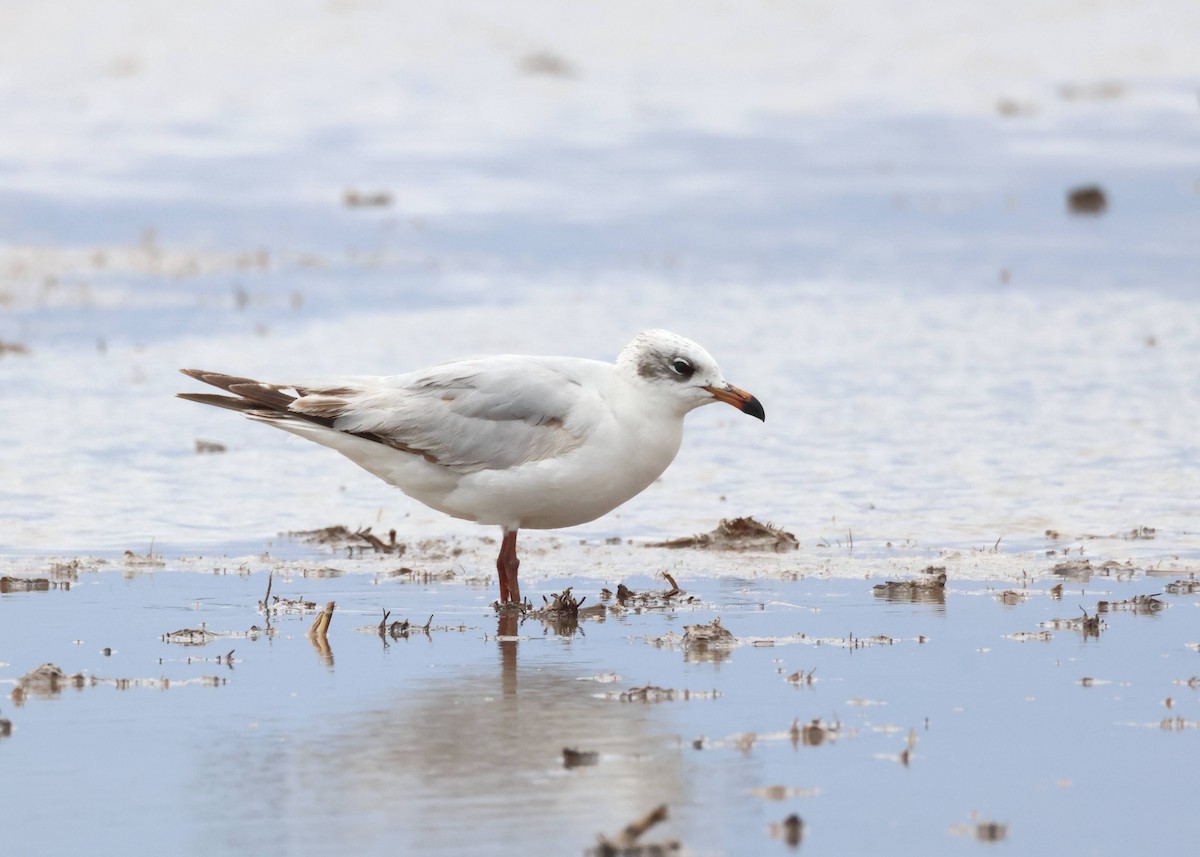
[595,803,671,853]
[308,601,335,638]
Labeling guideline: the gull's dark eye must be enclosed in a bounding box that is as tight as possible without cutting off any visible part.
[670,357,694,379]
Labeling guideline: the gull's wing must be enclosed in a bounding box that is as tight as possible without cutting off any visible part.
[182,357,609,474]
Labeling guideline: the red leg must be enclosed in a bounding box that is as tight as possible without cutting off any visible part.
[496,536,511,604]
[497,529,521,604]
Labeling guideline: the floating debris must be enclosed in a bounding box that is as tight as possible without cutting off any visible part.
[1005,631,1054,642]
[1165,578,1200,595]
[682,617,735,649]
[18,663,79,697]
[123,549,165,568]
[262,595,320,615]
[343,189,393,208]
[162,625,273,645]
[872,567,946,604]
[562,747,599,769]
[1159,717,1200,731]
[769,813,804,847]
[518,50,577,79]
[0,339,30,357]
[162,627,218,646]
[605,685,720,703]
[790,717,841,748]
[381,610,432,639]
[1042,609,1104,638]
[604,576,697,611]
[589,804,678,857]
[1049,558,1132,580]
[976,821,1009,842]
[10,663,226,705]
[0,576,54,593]
[950,816,1009,841]
[1096,593,1164,615]
[193,439,226,454]
[289,524,405,556]
[1067,185,1107,215]
[786,668,817,686]
[648,517,798,552]
[996,589,1027,605]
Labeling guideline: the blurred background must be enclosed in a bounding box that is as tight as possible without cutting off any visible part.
[0,0,1197,558]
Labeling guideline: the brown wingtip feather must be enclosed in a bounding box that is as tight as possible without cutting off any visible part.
[179,370,344,429]
[177,392,265,413]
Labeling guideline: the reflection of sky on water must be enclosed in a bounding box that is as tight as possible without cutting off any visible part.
[3,570,1199,855]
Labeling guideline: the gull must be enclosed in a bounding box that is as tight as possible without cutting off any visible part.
[179,329,764,604]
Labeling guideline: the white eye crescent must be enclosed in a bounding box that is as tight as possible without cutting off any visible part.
[670,358,694,378]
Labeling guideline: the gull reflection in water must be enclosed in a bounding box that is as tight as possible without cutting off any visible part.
[200,615,686,854]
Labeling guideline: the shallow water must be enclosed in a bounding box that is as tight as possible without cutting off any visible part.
[3,561,1199,856]
[2,3,1199,854]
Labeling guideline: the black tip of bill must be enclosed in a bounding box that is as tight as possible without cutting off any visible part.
[743,395,766,422]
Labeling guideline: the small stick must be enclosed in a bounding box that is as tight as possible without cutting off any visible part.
[308,601,335,638]
[613,804,669,848]
[378,609,390,636]
[662,571,681,596]
[262,571,273,608]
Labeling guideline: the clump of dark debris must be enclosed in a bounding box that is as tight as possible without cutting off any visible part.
[1067,184,1107,216]
[378,610,433,638]
[1042,609,1104,638]
[0,576,56,593]
[589,804,678,856]
[1050,558,1134,580]
[648,517,798,552]
[602,573,695,610]
[1097,593,1165,615]
[562,747,599,769]
[770,813,804,847]
[1165,577,1200,595]
[290,524,406,556]
[682,617,735,651]
[790,717,841,748]
[872,566,947,603]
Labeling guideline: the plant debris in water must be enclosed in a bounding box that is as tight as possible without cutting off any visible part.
[289,524,405,556]
[790,717,842,747]
[562,747,599,768]
[0,576,58,593]
[647,517,798,552]
[1096,593,1165,614]
[1050,558,1135,580]
[872,567,947,603]
[603,685,721,703]
[162,625,274,645]
[10,662,226,706]
[589,803,678,857]
[768,813,804,847]
[602,574,696,610]
[1042,609,1104,638]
